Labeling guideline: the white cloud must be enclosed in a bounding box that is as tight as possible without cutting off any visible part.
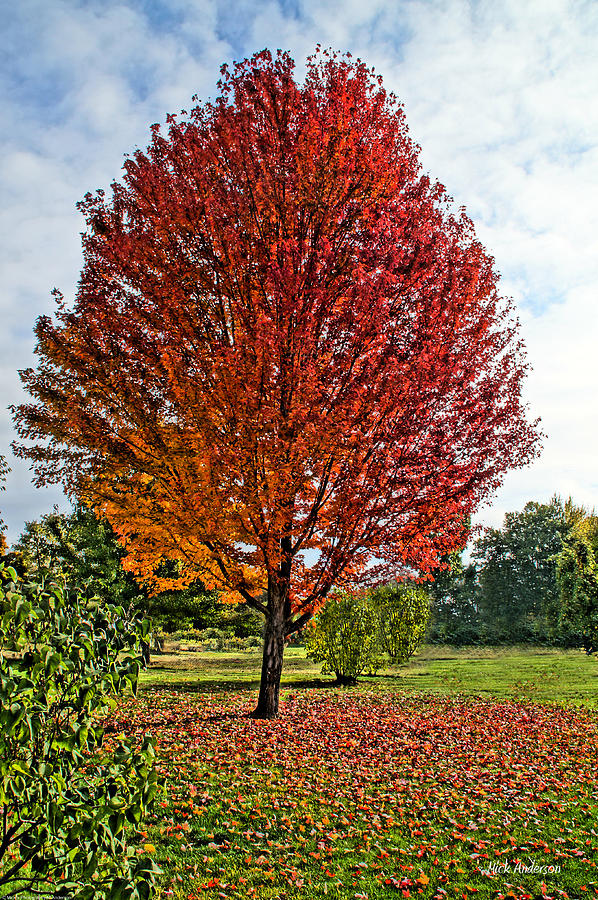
[481,279,598,526]
[1,0,598,543]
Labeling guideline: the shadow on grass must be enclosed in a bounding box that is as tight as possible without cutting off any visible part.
[138,676,336,694]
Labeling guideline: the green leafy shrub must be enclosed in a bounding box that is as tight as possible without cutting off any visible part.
[306,584,429,683]
[305,591,382,685]
[0,563,161,899]
[244,635,263,650]
[369,582,430,662]
[172,627,206,642]
[174,627,263,652]
[198,627,228,649]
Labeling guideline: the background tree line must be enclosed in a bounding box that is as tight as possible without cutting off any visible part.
[2,494,597,654]
[427,497,598,652]
[2,503,262,652]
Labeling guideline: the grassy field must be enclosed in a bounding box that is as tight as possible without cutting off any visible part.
[140,643,598,707]
[121,646,598,899]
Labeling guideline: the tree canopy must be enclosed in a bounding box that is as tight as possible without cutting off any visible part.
[556,511,598,653]
[13,49,540,716]
[473,499,568,642]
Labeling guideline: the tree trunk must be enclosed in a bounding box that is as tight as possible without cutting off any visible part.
[251,595,286,719]
[140,639,150,668]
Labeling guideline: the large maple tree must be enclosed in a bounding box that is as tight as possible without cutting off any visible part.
[13,49,540,717]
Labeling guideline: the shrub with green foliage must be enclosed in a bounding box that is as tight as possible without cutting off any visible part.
[305,583,430,684]
[0,563,161,899]
[369,582,430,662]
[305,590,382,685]
[175,627,264,652]
[306,584,429,683]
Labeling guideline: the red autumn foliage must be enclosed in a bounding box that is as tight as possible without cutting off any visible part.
[13,48,540,716]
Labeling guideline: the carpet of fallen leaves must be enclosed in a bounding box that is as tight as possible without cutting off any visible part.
[108,689,598,899]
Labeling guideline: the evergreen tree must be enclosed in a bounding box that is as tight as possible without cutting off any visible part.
[11,506,260,653]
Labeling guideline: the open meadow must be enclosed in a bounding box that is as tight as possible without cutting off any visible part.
[99,647,598,899]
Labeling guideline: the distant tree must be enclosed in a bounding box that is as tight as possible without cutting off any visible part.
[148,578,262,637]
[12,505,138,598]
[472,499,569,643]
[426,548,481,645]
[12,506,258,650]
[13,49,540,717]
[562,497,589,529]
[556,513,598,653]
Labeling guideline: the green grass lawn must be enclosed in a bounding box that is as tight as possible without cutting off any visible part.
[140,643,598,707]
[123,645,598,899]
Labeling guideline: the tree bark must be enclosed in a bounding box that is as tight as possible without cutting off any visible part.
[140,639,150,668]
[250,586,286,719]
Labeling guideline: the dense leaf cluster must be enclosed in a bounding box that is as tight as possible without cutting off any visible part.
[556,514,598,653]
[0,564,161,898]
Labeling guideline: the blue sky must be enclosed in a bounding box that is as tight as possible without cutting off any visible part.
[1,0,598,543]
